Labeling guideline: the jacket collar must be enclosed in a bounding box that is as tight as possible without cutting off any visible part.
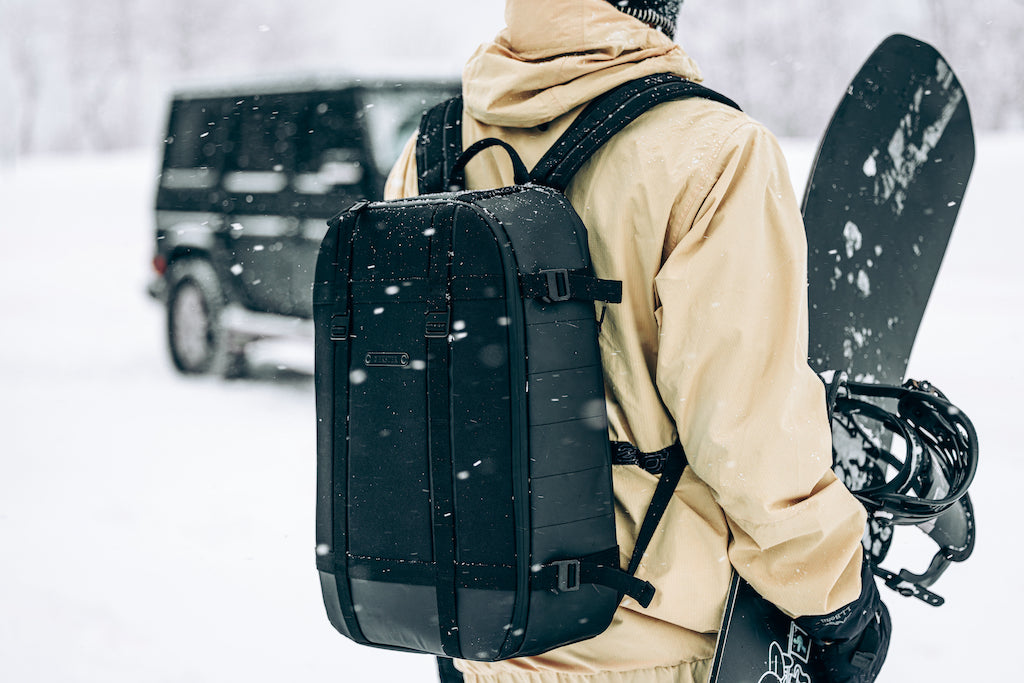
[462,0,702,128]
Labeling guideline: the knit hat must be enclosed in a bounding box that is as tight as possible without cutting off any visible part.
[606,1,682,38]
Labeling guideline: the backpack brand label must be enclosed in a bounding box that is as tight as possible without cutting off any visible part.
[364,352,410,367]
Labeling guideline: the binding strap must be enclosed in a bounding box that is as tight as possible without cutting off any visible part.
[611,441,682,475]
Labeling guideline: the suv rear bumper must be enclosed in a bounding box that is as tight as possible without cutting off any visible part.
[148,276,167,301]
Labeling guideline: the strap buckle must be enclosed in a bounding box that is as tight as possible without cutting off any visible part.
[541,269,571,303]
[330,314,350,341]
[425,311,450,338]
[553,559,581,592]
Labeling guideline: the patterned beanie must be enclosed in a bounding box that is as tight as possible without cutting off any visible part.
[606,1,683,38]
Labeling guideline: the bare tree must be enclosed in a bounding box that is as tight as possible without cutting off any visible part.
[1,0,1021,157]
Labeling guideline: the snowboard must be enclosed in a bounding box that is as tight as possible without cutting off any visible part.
[708,34,974,683]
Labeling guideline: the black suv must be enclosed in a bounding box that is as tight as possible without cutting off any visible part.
[150,77,458,376]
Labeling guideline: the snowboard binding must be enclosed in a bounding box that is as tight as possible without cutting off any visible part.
[824,373,978,606]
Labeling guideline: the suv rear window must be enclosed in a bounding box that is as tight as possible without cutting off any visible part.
[230,94,297,172]
[298,92,361,175]
[165,99,225,169]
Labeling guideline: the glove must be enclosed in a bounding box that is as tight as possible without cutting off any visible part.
[812,602,890,683]
[795,555,892,683]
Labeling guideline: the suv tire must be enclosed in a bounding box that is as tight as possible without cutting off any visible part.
[166,258,245,377]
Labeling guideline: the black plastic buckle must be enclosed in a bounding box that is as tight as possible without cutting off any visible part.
[424,311,450,338]
[541,269,571,303]
[554,559,581,592]
[330,314,350,341]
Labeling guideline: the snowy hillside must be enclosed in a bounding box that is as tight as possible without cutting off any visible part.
[0,135,1020,681]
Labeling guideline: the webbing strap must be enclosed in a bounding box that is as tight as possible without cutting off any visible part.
[626,443,687,579]
[437,658,465,683]
[326,207,366,643]
[519,268,623,304]
[532,548,657,608]
[425,205,460,658]
[533,444,687,609]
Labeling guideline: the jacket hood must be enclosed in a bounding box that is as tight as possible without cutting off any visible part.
[462,0,702,128]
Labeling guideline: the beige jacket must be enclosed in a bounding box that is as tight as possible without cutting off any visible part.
[385,2,867,681]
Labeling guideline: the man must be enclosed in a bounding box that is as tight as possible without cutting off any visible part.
[385,1,889,681]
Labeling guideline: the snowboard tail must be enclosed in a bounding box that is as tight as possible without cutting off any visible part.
[803,33,974,386]
[710,576,816,683]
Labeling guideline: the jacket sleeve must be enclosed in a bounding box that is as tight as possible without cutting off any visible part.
[653,120,868,618]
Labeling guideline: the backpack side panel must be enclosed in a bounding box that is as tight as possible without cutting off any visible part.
[472,186,620,657]
[314,211,366,645]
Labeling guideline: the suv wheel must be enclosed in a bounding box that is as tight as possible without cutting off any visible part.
[166,258,245,377]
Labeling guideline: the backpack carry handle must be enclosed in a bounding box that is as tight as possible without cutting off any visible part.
[447,137,531,191]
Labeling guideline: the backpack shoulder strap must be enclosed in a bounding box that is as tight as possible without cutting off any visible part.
[416,95,464,195]
[415,75,739,194]
[531,73,741,191]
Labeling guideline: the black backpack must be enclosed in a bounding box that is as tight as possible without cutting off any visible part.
[314,74,739,662]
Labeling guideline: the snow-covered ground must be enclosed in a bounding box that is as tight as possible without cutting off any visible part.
[0,134,1019,681]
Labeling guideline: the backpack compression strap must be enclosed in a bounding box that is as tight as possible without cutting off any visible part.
[415,73,740,195]
[530,443,688,608]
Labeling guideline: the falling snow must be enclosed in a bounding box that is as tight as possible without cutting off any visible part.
[0,136,1020,682]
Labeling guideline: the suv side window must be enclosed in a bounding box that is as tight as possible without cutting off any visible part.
[294,91,364,195]
[224,94,293,194]
[162,99,225,190]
